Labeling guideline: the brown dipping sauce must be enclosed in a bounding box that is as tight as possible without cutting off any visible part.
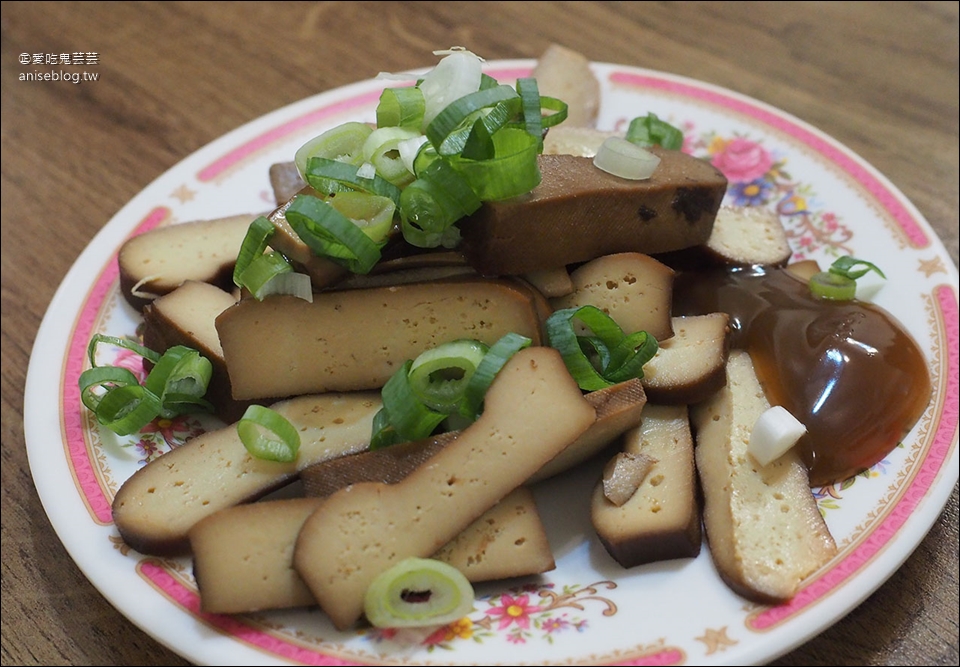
[672,266,931,487]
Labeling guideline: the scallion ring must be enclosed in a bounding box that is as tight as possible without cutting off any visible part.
[237,405,301,463]
[285,193,383,274]
[408,339,489,412]
[379,360,448,444]
[459,333,532,420]
[376,86,425,130]
[233,216,276,288]
[295,121,373,178]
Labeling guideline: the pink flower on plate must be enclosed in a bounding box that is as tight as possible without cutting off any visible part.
[486,593,539,630]
[711,137,774,183]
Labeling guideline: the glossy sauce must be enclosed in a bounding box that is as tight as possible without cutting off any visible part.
[673,266,931,487]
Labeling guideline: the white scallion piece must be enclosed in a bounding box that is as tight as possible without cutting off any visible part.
[593,136,661,180]
[749,405,807,466]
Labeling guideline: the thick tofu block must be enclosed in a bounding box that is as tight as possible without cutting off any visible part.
[458,150,727,276]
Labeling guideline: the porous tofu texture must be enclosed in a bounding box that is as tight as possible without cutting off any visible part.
[216,278,544,401]
[118,213,256,310]
[112,392,380,556]
[691,351,836,603]
[293,346,596,630]
[591,404,701,567]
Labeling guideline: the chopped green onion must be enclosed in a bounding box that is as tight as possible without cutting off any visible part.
[399,158,481,248]
[594,136,661,180]
[545,306,658,391]
[369,407,403,450]
[408,339,489,412]
[327,191,396,243]
[86,333,159,367]
[459,333,531,420]
[537,95,569,129]
[809,255,886,300]
[447,127,542,201]
[304,157,402,206]
[285,193,383,274]
[376,86,426,130]
[233,216,275,288]
[79,337,214,435]
[626,113,684,150]
[361,126,422,187]
[376,360,448,446]
[363,557,475,628]
[89,383,163,436]
[295,121,373,179]
[253,271,314,303]
[425,84,520,156]
[516,77,543,143]
[142,345,213,417]
[237,405,301,462]
[236,251,294,299]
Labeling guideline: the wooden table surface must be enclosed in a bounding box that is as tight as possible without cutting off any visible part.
[2,2,957,665]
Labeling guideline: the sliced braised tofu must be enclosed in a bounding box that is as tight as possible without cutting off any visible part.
[591,404,701,568]
[458,150,727,276]
[140,280,247,422]
[190,486,553,615]
[118,213,258,310]
[112,392,380,556]
[641,313,730,405]
[704,205,793,267]
[691,351,837,603]
[216,278,544,401]
[293,346,596,630]
[549,252,675,342]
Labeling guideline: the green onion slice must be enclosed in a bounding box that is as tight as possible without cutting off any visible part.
[408,339,489,412]
[378,360,448,444]
[425,84,520,156]
[516,77,543,142]
[809,255,886,300]
[90,383,163,436]
[285,193,383,274]
[304,157,402,206]
[545,306,658,391]
[538,95,569,129]
[86,333,159,367]
[364,557,475,628]
[327,191,396,243]
[143,345,214,417]
[626,113,684,150]
[237,251,294,299]
[460,333,532,420]
[295,121,373,178]
[376,86,425,129]
[233,216,275,288]
[237,405,301,462]
[369,407,403,451]
[361,126,422,187]
[447,128,542,201]
[399,158,480,248]
[809,270,857,300]
[79,336,215,436]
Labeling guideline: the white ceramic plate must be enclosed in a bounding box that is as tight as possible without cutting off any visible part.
[24,59,959,666]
